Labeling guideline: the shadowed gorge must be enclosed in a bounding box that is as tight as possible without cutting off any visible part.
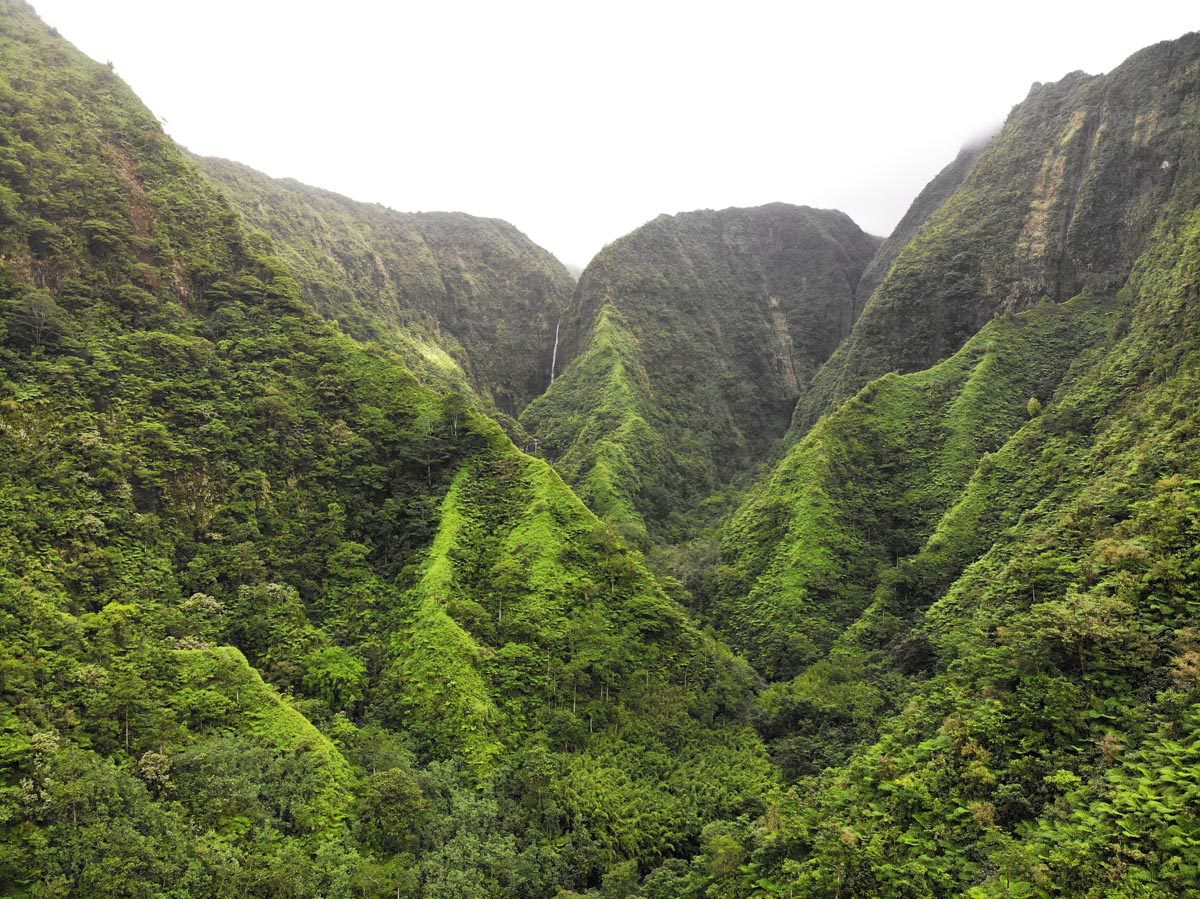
[3,1,1200,895]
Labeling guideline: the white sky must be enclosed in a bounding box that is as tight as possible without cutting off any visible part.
[30,0,1199,268]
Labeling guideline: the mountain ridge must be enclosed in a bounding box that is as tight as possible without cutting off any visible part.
[4,1,1200,895]
[521,201,879,543]
[197,154,575,418]
[793,30,1200,432]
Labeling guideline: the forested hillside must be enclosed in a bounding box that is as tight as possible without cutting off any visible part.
[674,30,1200,897]
[199,156,574,418]
[0,4,774,894]
[521,205,879,543]
[693,169,1200,899]
[3,0,1200,896]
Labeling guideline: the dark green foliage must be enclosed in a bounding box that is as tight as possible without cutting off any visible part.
[198,156,575,417]
[522,204,879,543]
[0,4,776,894]
[853,138,991,310]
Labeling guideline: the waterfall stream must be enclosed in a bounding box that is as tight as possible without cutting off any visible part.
[550,316,561,382]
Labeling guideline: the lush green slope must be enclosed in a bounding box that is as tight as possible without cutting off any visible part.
[796,33,1200,431]
[713,289,1119,686]
[652,33,1200,897]
[0,4,775,895]
[6,1,1200,895]
[521,204,879,543]
[712,182,1200,899]
[198,156,574,417]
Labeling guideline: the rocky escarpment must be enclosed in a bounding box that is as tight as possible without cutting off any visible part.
[796,32,1200,431]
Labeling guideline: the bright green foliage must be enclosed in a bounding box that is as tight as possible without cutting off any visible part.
[639,33,1200,897]
[198,157,574,417]
[302,645,368,711]
[714,291,1118,685]
[387,449,779,842]
[518,306,666,541]
[522,204,879,543]
[177,645,356,836]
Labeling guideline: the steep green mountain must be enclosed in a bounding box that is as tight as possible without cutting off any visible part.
[695,169,1200,899]
[650,32,1200,898]
[853,138,990,310]
[197,156,574,417]
[6,0,1200,895]
[796,33,1200,431]
[0,4,775,895]
[520,204,879,543]
[712,289,1120,685]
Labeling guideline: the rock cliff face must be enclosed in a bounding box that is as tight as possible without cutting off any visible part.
[796,33,1200,430]
[199,157,575,416]
[520,203,879,541]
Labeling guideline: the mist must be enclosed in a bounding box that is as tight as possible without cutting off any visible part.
[31,0,1199,268]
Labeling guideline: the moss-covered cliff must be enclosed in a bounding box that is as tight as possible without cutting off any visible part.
[797,33,1200,431]
[521,204,879,542]
[714,176,1200,899]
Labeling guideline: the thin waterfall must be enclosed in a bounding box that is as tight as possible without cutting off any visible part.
[550,316,561,382]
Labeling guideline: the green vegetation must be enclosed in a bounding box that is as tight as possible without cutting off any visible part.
[522,204,879,543]
[852,139,990,310]
[198,156,574,418]
[517,306,665,541]
[700,198,1200,898]
[0,4,774,894]
[714,290,1120,686]
[3,1,1200,895]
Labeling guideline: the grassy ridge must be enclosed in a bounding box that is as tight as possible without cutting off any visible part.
[4,0,1200,894]
[715,291,1119,684]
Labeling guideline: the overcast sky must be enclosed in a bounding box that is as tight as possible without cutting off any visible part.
[31,1,1199,268]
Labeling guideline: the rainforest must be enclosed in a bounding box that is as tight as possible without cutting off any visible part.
[1,1,1200,895]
